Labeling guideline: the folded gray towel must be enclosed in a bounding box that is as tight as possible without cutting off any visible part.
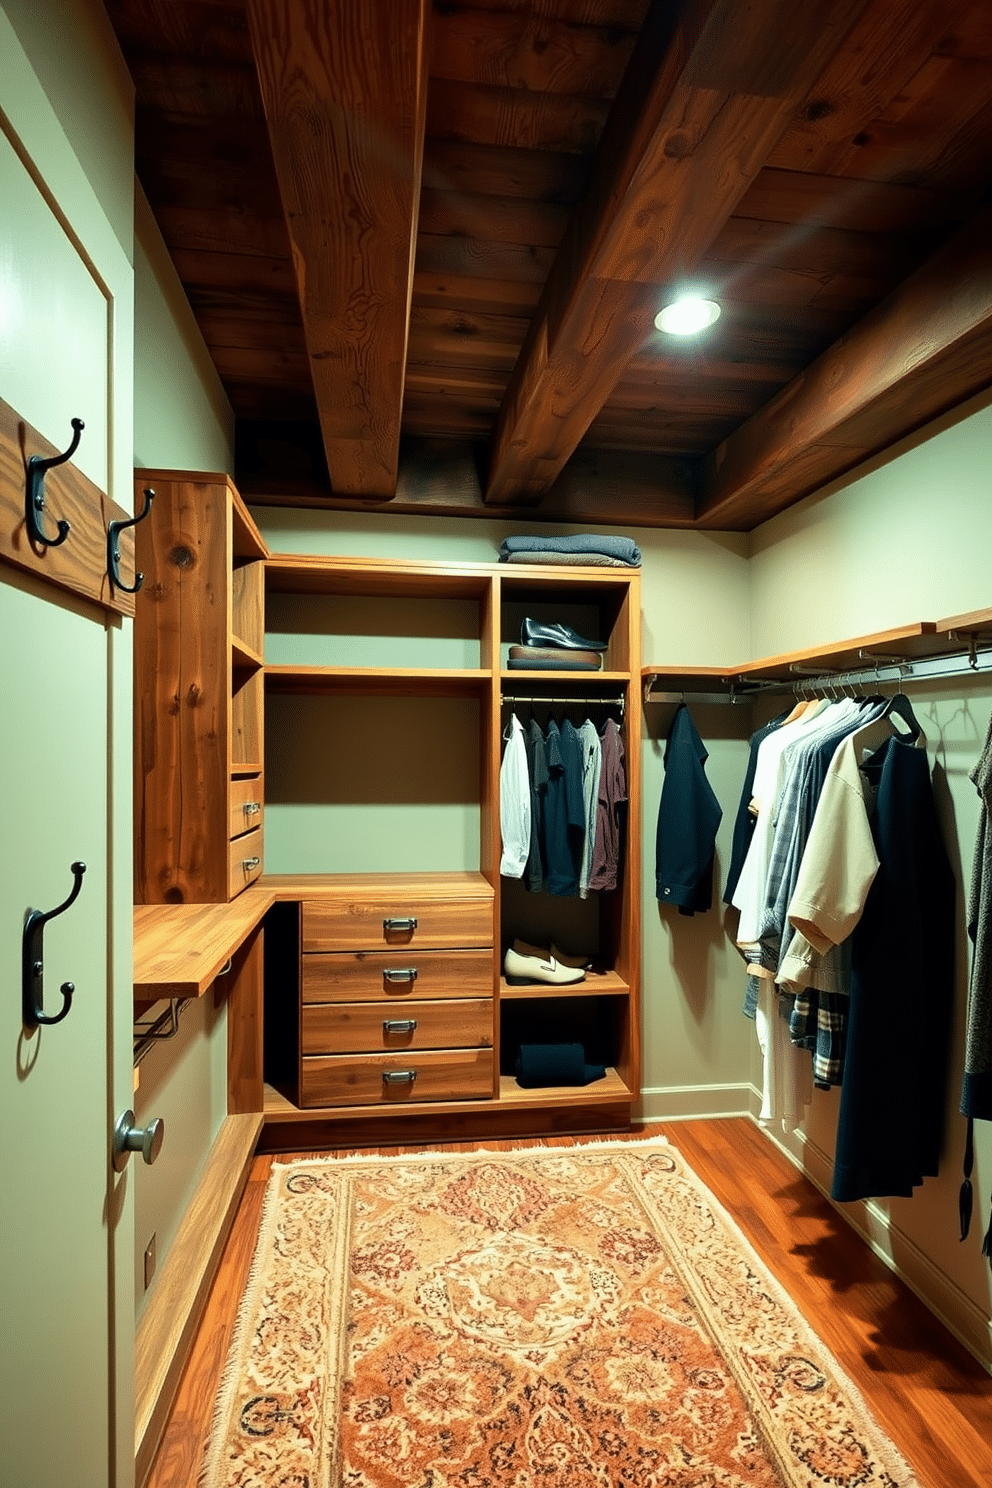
[505,551,629,567]
[499,533,641,566]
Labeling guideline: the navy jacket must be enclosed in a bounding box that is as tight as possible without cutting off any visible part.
[655,704,723,916]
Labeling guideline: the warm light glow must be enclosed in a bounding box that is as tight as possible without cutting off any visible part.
[654,298,721,335]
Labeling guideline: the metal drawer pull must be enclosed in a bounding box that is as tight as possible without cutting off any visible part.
[382,1069,418,1086]
[383,916,418,933]
[243,801,261,815]
[383,1019,418,1034]
[242,856,261,870]
[383,967,418,984]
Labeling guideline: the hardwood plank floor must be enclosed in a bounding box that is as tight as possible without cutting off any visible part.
[143,1118,992,1488]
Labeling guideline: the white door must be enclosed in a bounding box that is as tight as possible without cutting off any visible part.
[0,14,136,1488]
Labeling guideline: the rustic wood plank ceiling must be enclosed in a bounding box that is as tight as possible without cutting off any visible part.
[107,0,992,529]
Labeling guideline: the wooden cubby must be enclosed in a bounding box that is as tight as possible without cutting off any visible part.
[257,554,642,1139]
[133,470,269,906]
[132,522,642,1137]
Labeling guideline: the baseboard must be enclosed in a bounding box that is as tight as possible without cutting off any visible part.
[134,1110,263,1486]
[635,1081,759,1123]
[756,1117,992,1376]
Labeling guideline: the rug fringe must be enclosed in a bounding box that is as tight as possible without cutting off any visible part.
[270,1132,672,1177]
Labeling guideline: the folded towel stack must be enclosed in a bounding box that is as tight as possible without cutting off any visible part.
[498,534,642,567]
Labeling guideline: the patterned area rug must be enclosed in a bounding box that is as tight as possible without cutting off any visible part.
[201,1138,920,1487]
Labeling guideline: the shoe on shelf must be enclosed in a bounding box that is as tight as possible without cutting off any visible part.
[521,617,607,651]
[550,944,593,969]
[504,944,586,986]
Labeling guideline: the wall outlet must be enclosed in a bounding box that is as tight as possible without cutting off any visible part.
[143,1233,156,1291]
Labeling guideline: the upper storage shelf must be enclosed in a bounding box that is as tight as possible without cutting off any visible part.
[644,612,992,698]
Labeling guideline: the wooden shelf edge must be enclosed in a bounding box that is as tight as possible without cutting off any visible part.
[134,1111,262,1487]
[500,972,629,1000]
[501,670,629,682]
[265,664,490,685]
[232,635,264,670]
[263,1068,632,1122]
[258,870,494,901]
[642,618,992,690]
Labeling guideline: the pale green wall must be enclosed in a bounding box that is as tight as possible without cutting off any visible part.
[1,3,137,1481]
[747,397,992,1368]
[131,194,235,1319]
[133,188,234,473]
[748,391,992,650]
[0,0,133,258]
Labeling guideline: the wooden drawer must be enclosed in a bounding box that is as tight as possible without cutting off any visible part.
[302,949,493,1004]
[302,895,493,951]
[300,1048,494,1108]
[229,777,263,840]
[229,827,263,898]
[302,998,493,1055]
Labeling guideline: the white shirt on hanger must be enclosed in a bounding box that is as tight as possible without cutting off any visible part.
[499,713,531,878]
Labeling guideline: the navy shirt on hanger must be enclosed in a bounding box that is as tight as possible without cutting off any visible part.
[656,703,723,916]
[543,718,586,896]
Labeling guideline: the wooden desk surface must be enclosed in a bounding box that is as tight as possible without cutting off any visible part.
[133,888,276,999]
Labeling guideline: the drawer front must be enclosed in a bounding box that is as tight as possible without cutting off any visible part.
[229,826,263,897]
[302,949,494,1004]
[302,896,493,951]
[302,998,493,1055]
[229,777,263,840]
[300,1048,494,1108]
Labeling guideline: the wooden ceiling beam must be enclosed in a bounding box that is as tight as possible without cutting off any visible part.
[695,205,992,529]
[482,0,875,506]
[246,0,431,498]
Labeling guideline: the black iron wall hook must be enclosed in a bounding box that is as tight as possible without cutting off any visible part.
[26,417,84,548]
[108,486,154,593]
[22,861,87,1029]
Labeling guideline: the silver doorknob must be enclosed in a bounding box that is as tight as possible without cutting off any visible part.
[113,1109,165,1171]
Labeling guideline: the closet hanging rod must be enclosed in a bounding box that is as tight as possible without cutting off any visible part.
[502,692,625,715]
[643,647,992,705]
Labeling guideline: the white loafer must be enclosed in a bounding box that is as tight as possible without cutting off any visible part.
[504,946,586,986]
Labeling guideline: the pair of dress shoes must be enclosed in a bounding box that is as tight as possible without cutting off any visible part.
[504,940,588,985]
[520,617,607,651]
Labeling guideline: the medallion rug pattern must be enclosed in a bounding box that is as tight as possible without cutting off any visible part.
[201,1139,920,1487]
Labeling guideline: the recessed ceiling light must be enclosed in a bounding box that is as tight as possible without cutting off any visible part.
[654,297,721,335]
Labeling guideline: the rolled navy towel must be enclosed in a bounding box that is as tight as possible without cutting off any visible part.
[514,1042,607,1088]
[498,533,641,566]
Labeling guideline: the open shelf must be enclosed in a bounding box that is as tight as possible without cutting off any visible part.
[500,970,630,1000]
[498,1068,631,1104]
[265,665,491,696]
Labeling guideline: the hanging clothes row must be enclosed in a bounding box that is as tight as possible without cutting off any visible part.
[500,708,626,898]
[725,689,956,1206]
[960,708,992,1260]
